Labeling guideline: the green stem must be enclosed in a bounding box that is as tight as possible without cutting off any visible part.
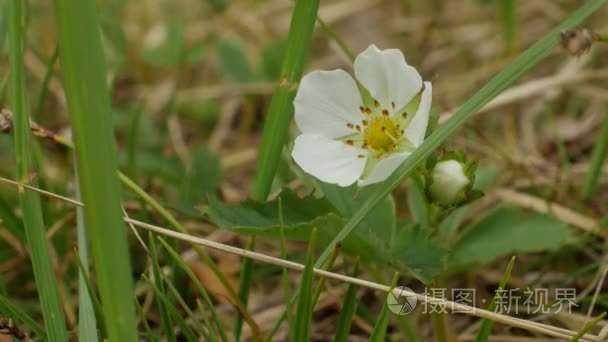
[7,0,68,340]
[252,0,320,200]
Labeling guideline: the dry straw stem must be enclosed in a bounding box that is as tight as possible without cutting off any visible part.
[0,176,602,342]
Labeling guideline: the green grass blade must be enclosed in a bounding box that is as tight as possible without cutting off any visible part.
[293,229,317,342]
[582,112,608,199]
[570,312,606,342]
[233,236,255,341]
[118,173,254,333]
[7,0,68,340]
[334,259,360,342]
[74,248,107,338]
[475,256,516,341]
[196,299,219,342]
[499,0,518,54]
[75,170,99,342]
[0,293,46,339]
[164,277,213,341]
[368,273,399,342]
[158,238,229,342]
[278,197,293,341]
[53,0,138,339]
[252,0,320,200]
[246,1,320,337]
[135,297,157,342]
[311,0,607,271]
[33,46,59,120]
[143,275,198,342]
[311,244,340,307]
[149,232,176,342]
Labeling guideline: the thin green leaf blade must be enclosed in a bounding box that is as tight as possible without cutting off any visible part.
[54,0,139,339]
[293,229,317,342]
[334,260,360,342]
[252,0,320,200]
[75,170,99,342]
[475,256,516,341]
[8,0,68,339]
[369,273,399,342]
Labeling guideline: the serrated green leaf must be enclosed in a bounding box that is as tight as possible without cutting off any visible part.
[390,226,448,283]
[207,190,447,282]
[449,207,572,272]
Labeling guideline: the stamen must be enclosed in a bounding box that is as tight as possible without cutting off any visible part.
[355,125,361,131]
[359,106,365,114]
[373,99,380,107]
[346,123,354,129]
[365,107,372,115]
[362,141,368,149]
[384,130,400,144]
[391,101,396,109]
[362,120,368,126]
[357,154,365,158]
[382,109,389,116]
[402,112,408,118]
[346,139,354,145]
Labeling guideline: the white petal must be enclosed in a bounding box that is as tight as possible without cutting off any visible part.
[354,45,422,110]
[404,82,432,147]
[292,134,367,187]
[358,151,411,186]
[294,70,364,139]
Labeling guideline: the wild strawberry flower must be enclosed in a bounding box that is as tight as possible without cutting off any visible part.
[292,44,432,186]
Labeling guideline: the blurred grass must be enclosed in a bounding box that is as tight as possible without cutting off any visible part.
[7,0,68,339]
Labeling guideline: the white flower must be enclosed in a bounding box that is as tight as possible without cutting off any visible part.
[291,44,432,187]
[429,160,470,206]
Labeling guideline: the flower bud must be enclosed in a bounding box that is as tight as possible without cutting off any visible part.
[429,159,471,206]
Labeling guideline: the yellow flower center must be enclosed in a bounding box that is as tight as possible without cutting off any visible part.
[363,116,401,151]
